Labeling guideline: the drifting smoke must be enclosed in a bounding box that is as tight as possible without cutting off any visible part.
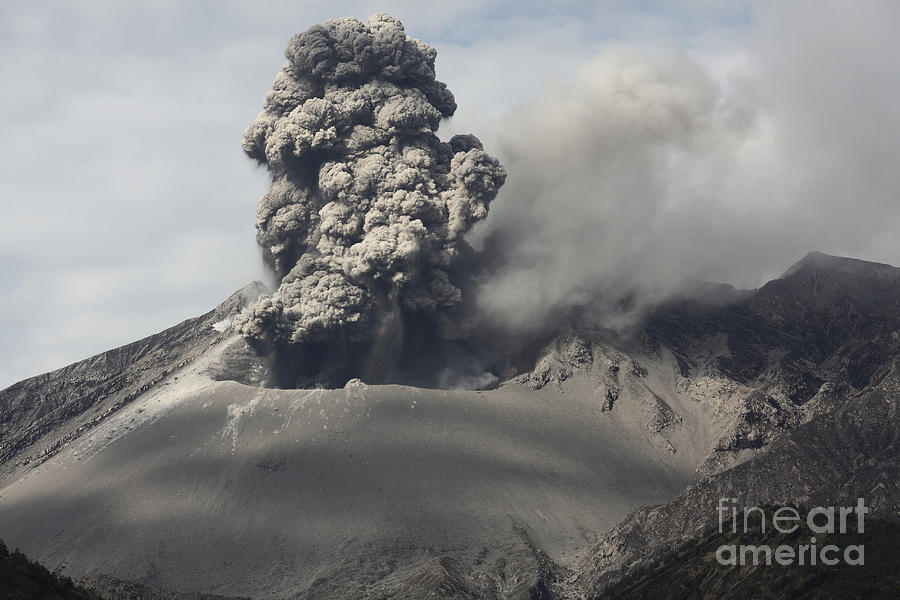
[233,14,506,387]
[471,2,900,334]
[472,47,757,333]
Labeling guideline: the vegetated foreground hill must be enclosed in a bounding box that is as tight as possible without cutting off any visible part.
[0,539,249,600]
[0,252,897,599]
[0,539,97,600]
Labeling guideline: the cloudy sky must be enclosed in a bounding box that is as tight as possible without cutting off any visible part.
[2,1,899,388]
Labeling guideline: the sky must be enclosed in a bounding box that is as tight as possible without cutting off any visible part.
[1,1,899,388]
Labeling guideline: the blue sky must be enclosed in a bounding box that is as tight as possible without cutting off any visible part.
[1,1,898,387]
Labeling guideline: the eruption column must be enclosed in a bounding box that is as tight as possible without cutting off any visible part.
[233,14,506,387]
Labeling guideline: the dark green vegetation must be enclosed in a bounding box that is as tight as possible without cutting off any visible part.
[0,540,253,600]
[595,512,900,600]
[0,539,98,599]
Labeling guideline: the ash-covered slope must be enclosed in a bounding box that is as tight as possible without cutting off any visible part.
[0,281,269,480]
[0,252,898,599]
[0,335,699,599]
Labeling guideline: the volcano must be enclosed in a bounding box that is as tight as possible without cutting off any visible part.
[0,252,898,598]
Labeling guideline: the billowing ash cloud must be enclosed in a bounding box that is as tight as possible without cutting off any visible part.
[233,14,506,387]
[469,3,900,336]
[470,47,762,333]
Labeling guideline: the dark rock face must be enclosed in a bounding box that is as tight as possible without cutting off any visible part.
[646,252,900,395]
[589,514,900,600]
[292,529,565,600]
[0,282,267,480]
[630,253,900,467]
[572,367,900,597]
[561,253,900,597]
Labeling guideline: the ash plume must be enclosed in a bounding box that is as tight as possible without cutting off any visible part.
[233,14,506,387]
[471,2,900,336]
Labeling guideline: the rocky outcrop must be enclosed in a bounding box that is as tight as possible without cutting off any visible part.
[0,282,267,479]
[81,574,250,600]
[572,360,900,597]
[495,254,900,597]
[517,253,900,477]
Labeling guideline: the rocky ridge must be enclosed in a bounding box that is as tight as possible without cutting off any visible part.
[0,282,268,481]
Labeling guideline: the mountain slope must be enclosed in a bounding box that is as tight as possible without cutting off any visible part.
[0,540,98,600]
[0,337,700,598]
[630,252,900,472]
[0,252,898,598]
[570,361,900,596]
[0,282,268,480]
[592,514,900,600]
